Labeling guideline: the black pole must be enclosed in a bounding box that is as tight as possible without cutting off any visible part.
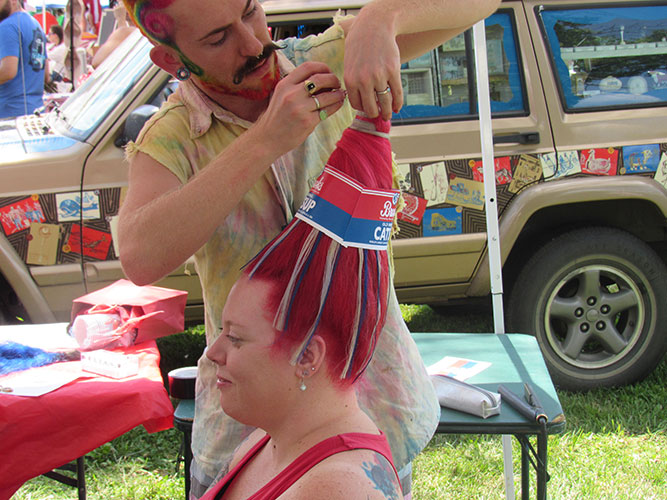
[69,0,75,90]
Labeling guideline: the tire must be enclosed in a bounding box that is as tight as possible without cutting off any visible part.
[507,227,667,391]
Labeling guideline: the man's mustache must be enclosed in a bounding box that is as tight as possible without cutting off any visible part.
[233,42,281,85]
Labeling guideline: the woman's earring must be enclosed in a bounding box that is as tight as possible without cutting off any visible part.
[176,67,191,81]
[299,370,308,391]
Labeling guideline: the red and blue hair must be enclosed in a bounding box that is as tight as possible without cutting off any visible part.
[245,116,394,387]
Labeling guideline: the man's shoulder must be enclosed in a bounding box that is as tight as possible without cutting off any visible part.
[0,13,16,31]
[137,96,190,140]
[0,11,41,34]
[279,20,348,65]
[0,15,19,53]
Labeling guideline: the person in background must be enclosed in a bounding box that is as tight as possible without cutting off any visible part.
[117,0,501,498]
[82,0,101,35]
[47,23,66,82]
[0,0,48,118]
[91,3,137,69]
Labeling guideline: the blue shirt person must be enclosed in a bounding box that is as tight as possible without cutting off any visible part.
[0,0,48,119]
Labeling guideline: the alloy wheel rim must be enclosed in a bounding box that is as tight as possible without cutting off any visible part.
[543,264,645,370]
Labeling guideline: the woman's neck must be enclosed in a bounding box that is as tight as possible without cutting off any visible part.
[260,385,378,467]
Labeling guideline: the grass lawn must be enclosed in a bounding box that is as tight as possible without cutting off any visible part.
[14,303,667,499]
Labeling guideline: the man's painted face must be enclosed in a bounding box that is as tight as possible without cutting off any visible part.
[124,0,280,100]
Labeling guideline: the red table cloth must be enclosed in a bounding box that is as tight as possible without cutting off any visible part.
[0,326,174,499]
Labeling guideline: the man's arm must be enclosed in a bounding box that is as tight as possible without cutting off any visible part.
[341,0,502,119]
[0,56,19,84]
[118,62,347,285]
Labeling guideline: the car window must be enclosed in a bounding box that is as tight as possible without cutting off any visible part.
[538,3,667,112]
[392,11,527,124]
[53,31,153,141]
[270,19,334,40]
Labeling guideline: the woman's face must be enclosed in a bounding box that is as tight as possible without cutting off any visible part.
[206,276,298,426]
[48,29,60,45]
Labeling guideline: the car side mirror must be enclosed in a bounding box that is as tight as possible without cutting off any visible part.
[115,104,159,148]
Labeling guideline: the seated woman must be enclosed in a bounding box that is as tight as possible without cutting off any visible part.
[202,115,402,500]
[47,24,67,83]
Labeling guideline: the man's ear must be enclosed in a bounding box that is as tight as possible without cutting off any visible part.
[295,335,326,375]
[150,45,182,77]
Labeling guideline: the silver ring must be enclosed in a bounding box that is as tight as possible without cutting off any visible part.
[311,95,321,110]
[375,86,391,96]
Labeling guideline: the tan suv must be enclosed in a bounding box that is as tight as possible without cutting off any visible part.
[1,0,666,391]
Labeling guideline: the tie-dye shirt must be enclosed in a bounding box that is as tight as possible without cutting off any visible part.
[126,20,439,485]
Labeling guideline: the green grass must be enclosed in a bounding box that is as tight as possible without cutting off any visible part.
[14,303,667,499]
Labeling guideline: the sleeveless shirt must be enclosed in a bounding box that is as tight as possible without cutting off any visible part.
[201,432,399,500]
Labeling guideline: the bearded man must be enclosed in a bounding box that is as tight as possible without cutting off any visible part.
[117,0,501,498]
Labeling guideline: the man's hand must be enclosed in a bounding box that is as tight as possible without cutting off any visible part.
[341,0,502,120]
[341,8,403,121]
[255,61,347,156]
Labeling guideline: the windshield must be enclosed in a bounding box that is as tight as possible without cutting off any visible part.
[53,31,153,141]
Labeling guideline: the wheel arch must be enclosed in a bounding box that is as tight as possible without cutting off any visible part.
[468,175,667,297]
[0,234,56,323]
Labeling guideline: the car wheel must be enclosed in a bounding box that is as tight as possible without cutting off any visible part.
[507,227,667,391]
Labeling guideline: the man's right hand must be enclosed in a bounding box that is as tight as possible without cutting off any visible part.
[254,62,347,156]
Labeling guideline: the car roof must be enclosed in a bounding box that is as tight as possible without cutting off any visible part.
[260,0,368,14]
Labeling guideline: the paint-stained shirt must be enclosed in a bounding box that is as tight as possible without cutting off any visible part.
[126,20,439,485]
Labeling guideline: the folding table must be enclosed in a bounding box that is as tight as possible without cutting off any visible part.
[412,332,566,500]
[0,322,174,500]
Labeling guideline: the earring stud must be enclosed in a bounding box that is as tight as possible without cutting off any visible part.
[176,67,191,81]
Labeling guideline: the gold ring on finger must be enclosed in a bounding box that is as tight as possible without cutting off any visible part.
[375,86,391,96]
[305,80,317,95]
[311,95,321,110]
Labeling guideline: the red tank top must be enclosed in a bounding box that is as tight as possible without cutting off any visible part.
[202,431,399,500]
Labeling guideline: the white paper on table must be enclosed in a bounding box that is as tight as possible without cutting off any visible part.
[0,362,85,397]
[427,356,491,381]
[0,322,86,396]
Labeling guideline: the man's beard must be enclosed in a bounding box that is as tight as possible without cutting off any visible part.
[198,43,281,101]
[0,3,12,23]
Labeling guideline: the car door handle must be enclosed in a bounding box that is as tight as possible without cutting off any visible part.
[493,132,540,145]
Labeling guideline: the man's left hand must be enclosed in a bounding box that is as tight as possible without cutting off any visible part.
[341,10,403,121]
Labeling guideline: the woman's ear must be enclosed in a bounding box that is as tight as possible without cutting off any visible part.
[295,335,326,376]
[150,45,182,77]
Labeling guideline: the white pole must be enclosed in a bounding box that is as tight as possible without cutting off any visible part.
[42,0,46,29]
[472,20,514,500]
